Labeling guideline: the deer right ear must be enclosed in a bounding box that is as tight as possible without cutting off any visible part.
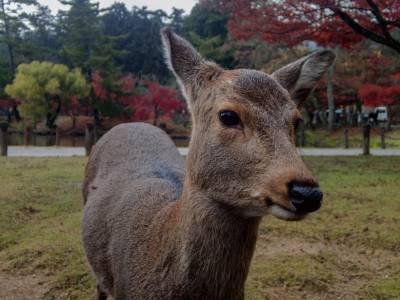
[272,50,335,106]
[161,27,221,110]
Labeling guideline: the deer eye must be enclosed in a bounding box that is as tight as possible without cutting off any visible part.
[219,110,242,128]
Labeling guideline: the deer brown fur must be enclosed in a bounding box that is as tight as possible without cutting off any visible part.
[81,28,335,300]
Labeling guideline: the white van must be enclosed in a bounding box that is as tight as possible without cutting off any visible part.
[375,106,388,122]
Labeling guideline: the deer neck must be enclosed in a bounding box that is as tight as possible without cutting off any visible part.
[174,185,261,299]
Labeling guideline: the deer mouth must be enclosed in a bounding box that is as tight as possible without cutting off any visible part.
[265,198,306,221]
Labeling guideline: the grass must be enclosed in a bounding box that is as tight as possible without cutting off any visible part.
[303,127,400,148]
[0,156,399,299]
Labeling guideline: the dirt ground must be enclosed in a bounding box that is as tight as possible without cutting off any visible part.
[0,269,48,300]
[248,234,399,300]
[1,234,397,300]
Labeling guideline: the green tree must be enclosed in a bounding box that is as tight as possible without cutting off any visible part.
[59,0,102,76]
[0,1,54,121]
[102,5,170,82]
[169,8,185,35]
[59,0,129,125]
[23,5,61,62]
[5,61,89,129]
[0,0,40,74]
[0,46,12,97]
[183,4,235,68]
[184,3,228,39]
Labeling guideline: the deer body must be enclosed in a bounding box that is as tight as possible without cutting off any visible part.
[82,123,258,299]
[82,28,334,299]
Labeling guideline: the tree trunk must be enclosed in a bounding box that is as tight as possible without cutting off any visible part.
[93,108,101,128]
[362,124,370,155]
[380,126,385,149]
[344,128,349,149]
[0,124,8,156]
[85,123,95,156]
[71,115,77,129]
[46,101,62,130]
[296,121,305,147]
[0,0,16,74]
[386,105,392,130]
[55,126,61,146]
[153,104,160,126]
[327,64,335,132]
[24,126,31,145]
[12,104,21,122]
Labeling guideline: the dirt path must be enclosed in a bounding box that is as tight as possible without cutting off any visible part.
[7,146,400,157]
[0,270,48,300]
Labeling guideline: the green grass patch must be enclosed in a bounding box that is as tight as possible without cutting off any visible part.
[0,157,93,299]
[0,156,399,299]
[303,128,400,148]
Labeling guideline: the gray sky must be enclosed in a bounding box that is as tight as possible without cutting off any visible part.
[38,0,197,14]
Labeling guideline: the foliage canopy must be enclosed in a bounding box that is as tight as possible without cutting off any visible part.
[5,61,89,127]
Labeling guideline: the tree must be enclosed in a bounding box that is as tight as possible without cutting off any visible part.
[23,5,61,62]
[92,71,134,119]
[183,3,235,68]
[206,0,400,53]
[205,0,400,130]
[59,0,128,126]
[120,81,182,125]
[359,84,400,107]
[206,0,389,130]
[0,0,42,74]
[102,5,170,82]
[169,7,185,35]
[5,61,90,129]
[184,3,229,40]
[59,0,102,76]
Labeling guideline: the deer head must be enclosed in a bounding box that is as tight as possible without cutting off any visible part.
[161,28,335,221]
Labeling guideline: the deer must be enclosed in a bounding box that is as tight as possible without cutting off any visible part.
[81,27,335,300]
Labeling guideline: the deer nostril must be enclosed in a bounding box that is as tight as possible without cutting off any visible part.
[288,182,323,213]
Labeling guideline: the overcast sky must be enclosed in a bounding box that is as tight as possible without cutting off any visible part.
[37,0,197,14]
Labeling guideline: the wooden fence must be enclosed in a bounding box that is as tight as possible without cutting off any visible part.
[0,123,394,157]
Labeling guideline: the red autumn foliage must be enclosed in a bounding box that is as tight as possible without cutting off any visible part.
[204,1,400,108]
[92,71,183,123]
[92,71,135,104]
[0,99,19,109]
[313,46,400,107]
[58,72,183,124]
[204,0,400,51]
[128,82,183,123]
[358,84,400,107]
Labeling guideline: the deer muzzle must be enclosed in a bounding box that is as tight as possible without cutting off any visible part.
[288,182,323,213]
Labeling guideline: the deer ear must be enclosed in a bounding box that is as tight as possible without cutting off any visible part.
[161,27,222,110]
[272,50,335,106]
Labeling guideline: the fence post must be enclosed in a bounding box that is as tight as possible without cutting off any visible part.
[55,126,61,146]
[380,126,385,149]
[362,124,370,155]
[296,122,305,147]
[0,124,8,156]
[85,123,94,156]
[24,126,31,146]
[93,124,99,143]
[344,128,349,149]
[300,124,305,147]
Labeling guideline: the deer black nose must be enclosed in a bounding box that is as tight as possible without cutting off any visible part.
[289,182,323,213]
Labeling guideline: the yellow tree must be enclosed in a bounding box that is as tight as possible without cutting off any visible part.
[5,61,90,129]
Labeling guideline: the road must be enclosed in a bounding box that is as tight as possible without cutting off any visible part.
[4,146,400,157]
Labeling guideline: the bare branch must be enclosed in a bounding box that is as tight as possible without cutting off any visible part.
[330,6,400,53]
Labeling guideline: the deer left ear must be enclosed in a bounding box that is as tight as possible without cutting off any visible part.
[272,50,335,106]
[161,27,222,111]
